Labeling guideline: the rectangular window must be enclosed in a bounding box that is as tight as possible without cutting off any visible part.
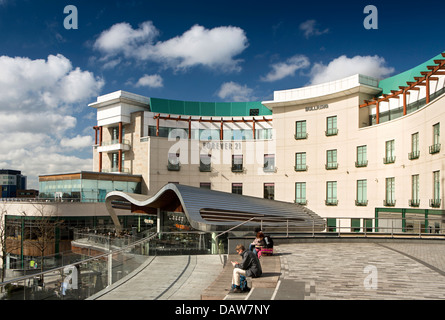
[409,133,420,159]
[431,171,441,207]
[295,152,307,171]
[356,180,367,206]
[430,123,441,154]
[356,145,368,167]
[410,174,420,207]
[295,120,307,139]
[327,218,336,232]
[263,154,275,172]
[264,183,275,200]
[351,218,361,232]
[326,149,338,170]
[199,154,211,172]
[326,116,338,136]
[200,182,211,189]
[326,181,338,205]
[384,140,395,164]
[232,183,242,195]
[232,155,243,172]
[295,182,306,205]
[385,177,395,206]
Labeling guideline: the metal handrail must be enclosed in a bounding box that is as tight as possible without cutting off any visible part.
[215,218,256,265]
[0,232,158,289]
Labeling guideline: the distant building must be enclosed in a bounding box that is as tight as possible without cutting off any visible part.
[38,171,142,202]
[0,169,27,198]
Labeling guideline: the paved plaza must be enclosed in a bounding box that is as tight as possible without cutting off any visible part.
[90,240,445,300]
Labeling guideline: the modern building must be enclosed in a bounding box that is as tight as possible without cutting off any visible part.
[38,171,142,202]
[0,169,27,198]
[88,52,445,234]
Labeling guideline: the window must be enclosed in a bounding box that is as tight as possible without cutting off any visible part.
[351,218,361,232]
[356,180,367,206]
[232,155,243,172]
[326,149,338,170]
[232,183,243,195]
[326,116,338,136]
[295,152,307,171]
[431,171,441,208]
[356,145,368,167]
[112,153,119,171]
[326,181,338,205]
[430,123,441,154]
[249,108,259,116]
[295,182,306,205]
[384,140,395,164]
[199,154,211,172]
[168,153,180,171]
[200,183,211,189]
[264,183,275,200]
[327,218,336,232]
[410,174,420,207]
[263,154,275,172]
[295,120,307,139]
[385,177,395,206]
[409,133,420,160]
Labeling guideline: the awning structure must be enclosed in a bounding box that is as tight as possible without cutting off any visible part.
[105,183,326,233]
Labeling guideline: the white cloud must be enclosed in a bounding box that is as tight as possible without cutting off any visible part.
[299,20,329,39]
[60,135,94,150]
[308,55,395,85]
[217,82,256,102]
[94,22,248,72]
[0,54,104,188]
[261,55,310,82]
[135,74,163,88]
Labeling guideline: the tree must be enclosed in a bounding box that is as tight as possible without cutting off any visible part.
[22,203,64,274]
[0,205,21,290]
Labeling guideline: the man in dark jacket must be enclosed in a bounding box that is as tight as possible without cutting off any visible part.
[230,244,262,293]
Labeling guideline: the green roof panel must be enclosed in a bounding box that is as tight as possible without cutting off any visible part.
[149,98,272,117]
[378,53,444,95]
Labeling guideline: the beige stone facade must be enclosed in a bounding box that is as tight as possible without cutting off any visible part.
[89,68,445,230]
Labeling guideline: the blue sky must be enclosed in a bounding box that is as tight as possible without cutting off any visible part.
[0,0,443,188]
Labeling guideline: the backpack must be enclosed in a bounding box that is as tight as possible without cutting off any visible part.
[239,275,250,292]
[232,275,250,292]
[264,235,274,248]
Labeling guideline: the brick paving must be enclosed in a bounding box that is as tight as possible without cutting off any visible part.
[277,242,445,300]
[90,241,445,300]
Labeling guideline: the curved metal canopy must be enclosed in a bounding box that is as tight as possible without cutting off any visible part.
[105,183,325,233]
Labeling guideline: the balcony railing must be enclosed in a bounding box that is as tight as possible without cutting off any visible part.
[199,163,211,172]
[167,162,181,171]
[409,199,420,207]
[294,132,308,140]
[231,164,244,173]
[325,163,338,170]
[325,199,338,206]
[408,151,420,160]
[383,156,396,164]
[384,199,396,206]
[355,160,368,168]
[101,139,131,146]
[429,143,441,154]
[325,128,338,136]
[294,164,308,172]
[430,198,441,208]
[355,200,368,206]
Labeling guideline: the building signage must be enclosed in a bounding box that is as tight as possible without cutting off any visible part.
[305,104,329,112]
[202,141,242,150]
